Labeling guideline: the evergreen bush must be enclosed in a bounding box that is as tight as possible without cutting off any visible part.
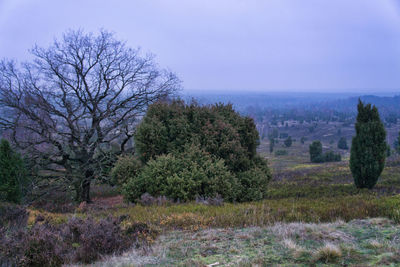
[309,141,323,163]
[350,100,387,189]
[323,151,341,162]
[128,100,271,202]
[337,137,348,150]
[284,136,292,147]
[0,139,27,203]
[110,155,142,187]
[123,145,238,202]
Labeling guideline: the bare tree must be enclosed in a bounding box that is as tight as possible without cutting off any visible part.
[0,30,180,202]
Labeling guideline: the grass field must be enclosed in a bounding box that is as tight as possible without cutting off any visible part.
[86,218,400,266]
[28,141,400,266]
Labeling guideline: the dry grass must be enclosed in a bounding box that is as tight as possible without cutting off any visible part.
[367,239,384,249]
[313,242,342,263]
[269,221,353,243]
[74,218,400,266]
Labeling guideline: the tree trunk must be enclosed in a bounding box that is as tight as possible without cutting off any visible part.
[80,179,91,203]
[75,169,93,203]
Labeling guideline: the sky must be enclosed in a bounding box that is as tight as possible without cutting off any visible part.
[1,0,400,93]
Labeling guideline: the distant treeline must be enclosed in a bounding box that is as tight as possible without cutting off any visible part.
[187,93,400,124]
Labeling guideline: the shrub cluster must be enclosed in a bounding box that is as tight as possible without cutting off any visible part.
[0,207,154,266]
[122,100,271,203]
[309,141,341,163]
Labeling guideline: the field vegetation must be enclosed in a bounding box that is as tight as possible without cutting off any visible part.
[2,149,399,266]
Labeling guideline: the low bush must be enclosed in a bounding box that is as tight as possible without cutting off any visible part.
[111,155,142,187]
[0,202,29,229]
[284,136,292,147]
[65,217,132,263]
[337,137,348,150]
[275,150,288,156]
[309,141,341,163]
[0,222,65,267]
[124,145,271,203]
[235,156,271,202]
[323,151,341,162]
[0,215,153,266]
[123,145,237,202]
[309,141,323,163]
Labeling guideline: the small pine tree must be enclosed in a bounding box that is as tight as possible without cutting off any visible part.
[300,136,306,144]
[309,141,323,163]
[337,137,348,150]
[350,100,387,189]
[284,136,292,147]
[0,139,26,203]
[269,137,275,153]
[386,145,391,157]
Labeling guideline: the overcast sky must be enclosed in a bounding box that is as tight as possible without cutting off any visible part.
[1,0,400,93]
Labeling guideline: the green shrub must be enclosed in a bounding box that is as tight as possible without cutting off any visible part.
[235,156,271,202]
[350,100,387,189]
[309,141,341,163]
[134,100,260,172]
[284,136,292,147]
[337,137,348,150]
[0,139,27,203]
[386,145,392,157]
[275,150,288,156]
[309,141,323,163]
[123,145,237,202]
[323,151,341,162]
[111,155,142,187]
[130,100,271,202]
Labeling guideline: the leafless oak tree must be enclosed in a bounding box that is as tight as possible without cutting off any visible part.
[0,30,180,202]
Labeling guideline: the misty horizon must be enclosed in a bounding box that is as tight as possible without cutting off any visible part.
[1,0,400,93]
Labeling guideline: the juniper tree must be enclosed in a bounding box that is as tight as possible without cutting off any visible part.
[309,140,323,163]
[350,100,387,189]
[0,139,26,203]
[269,137,275,153]
[337,137,348,150]
[284,136,292,147]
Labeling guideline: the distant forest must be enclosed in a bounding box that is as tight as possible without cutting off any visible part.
[186,93,400,125]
